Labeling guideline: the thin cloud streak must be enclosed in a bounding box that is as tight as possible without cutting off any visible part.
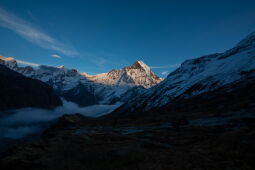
[0,7,79,56]
[161,71,169,75]
[16,59,39,67]
[150,63,180,69]
[51,54,61,58]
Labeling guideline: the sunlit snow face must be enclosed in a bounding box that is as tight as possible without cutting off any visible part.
[0,99,122,139]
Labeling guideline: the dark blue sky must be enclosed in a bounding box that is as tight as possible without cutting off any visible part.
[0,0,255,77]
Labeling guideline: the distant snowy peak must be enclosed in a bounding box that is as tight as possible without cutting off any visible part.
[85,60,163,88]
[129,60,151,73]
[0,56,18,70]
[125,60,163,88]
[58,65,65,69]
[0,56,37,75]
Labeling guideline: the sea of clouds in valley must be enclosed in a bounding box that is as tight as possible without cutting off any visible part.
[0,99,122,139]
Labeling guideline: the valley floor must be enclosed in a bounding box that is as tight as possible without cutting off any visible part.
[1,108,255,170]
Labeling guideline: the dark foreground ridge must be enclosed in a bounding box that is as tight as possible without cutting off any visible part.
[1,111,255,170]
[0,64,62,111]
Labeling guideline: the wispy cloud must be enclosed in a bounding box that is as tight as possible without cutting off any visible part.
[97,57,108,65]
[0,7,79,56]
[51,54,61,58]
[161,71,169,75]
[16,59,39,67]
[150,63,180,69]
[89,54,126,68]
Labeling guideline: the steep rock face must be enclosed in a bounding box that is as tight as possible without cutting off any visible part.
[0,65,62,111]
[27,65,98,106]
[115,31,255,113]
[61,83,98,107]
[81,60,162,104]
[84,60,162,88]
[0,57,162,106]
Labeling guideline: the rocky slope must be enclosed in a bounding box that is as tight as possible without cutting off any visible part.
[0,64,62,111]
[115,31,255,113]
[85,60,162,88]
[0,57,161,106]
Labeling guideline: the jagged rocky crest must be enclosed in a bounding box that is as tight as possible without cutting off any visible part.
[85,60,162,88]
[0,57,162,106]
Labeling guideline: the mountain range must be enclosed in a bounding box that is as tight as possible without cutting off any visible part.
[1,31,255,170]
[0,31,255,115]
[0,56,162,107]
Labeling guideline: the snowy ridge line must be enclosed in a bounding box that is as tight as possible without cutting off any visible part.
[0,57,162,106]
[116,31,255,112]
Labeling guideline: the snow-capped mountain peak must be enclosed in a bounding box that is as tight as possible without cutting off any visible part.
[58,65,65,69]
[0,55,18,70]
[129,60,150,73]
[85,60,163,88]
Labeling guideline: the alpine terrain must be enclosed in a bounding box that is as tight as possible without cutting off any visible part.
[114,31,255,114]
[2,1,255,169]
[0,57,162,106]
[1,31,255,170]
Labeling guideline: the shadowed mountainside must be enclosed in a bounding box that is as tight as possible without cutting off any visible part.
[0,65,62,111]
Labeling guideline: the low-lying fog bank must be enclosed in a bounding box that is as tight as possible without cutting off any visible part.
[0,99,122,139]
